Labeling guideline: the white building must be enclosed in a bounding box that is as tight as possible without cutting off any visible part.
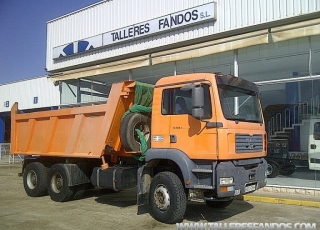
[46,0,320,119]
[0,76,60,143]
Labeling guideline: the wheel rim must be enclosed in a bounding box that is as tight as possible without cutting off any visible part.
[266,163,273,176]
[51,172,63,193]
[134,121,150,143]
[27,170,37,189]
[153,184,170,211]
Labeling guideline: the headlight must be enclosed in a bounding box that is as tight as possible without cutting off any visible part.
[219,177,234,185]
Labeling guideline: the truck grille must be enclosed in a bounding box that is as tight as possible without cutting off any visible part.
[235,134,263,153]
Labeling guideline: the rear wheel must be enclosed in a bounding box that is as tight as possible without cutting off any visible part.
[23,162,48,197]
[149,172,187,224]
[205,199,233,209]
[266,161,280,178]
[47,164,75,202]
[73,184,88,200]
[280,165,295,176]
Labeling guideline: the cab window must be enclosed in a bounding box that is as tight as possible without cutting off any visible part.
[161,84,212,119]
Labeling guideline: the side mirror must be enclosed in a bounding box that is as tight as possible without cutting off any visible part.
[192,86,204,108]
[181,83,205,119]
[192,108,204,118]
[192,86,204,119]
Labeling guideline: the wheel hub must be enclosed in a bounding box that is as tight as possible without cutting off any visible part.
[267,163,273,175]
[134,121,150,143]
[51,172,63,193]
[154,184,170,211]
[27,170,37,189]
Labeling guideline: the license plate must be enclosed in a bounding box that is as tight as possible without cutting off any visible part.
[244,184,256,193]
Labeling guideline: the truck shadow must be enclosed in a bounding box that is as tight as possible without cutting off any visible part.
[138,200,253,223]
[90,188,137,208]
[183,200,253,222]
[86,188,253,222]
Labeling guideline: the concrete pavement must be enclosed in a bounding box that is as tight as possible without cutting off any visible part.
[0,164,319,230]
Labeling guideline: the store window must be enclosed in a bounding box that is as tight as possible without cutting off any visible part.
[133,62,175,84]
[60,71,129,105]
[61,79,78,105]
[238,37,312,82]
[238,35,320,189]
[176,51,234,75]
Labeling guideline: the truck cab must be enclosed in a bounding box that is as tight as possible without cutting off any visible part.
[138,73,267,222]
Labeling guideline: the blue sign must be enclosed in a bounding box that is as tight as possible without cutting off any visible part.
[53,35,103,59]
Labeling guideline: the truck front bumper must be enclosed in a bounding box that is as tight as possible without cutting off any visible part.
[215,158,267,198]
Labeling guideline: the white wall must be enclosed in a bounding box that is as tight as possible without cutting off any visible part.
[0,76,60,112]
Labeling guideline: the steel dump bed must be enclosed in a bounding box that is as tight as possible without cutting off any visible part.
[11,81,135,158]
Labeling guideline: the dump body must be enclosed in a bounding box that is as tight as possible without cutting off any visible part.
[11,81,136,160]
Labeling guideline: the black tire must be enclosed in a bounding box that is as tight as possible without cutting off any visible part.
[120,113,151,151]
[99,188,119,194]
[23,162,48,197]
[73,183,88,200]
[280,165,295,176]
[47,164,75,202]
[266,161,280,178]
[149,172,187,224]
[205,199,233,209]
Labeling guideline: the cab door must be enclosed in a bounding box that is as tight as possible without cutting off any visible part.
[308,118,320,170]
[162,84,218,160]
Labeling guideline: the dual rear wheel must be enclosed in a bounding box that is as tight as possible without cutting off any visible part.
[23,162,85,202]
[23,162,48,197]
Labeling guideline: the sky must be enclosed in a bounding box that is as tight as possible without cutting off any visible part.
[0,0,101,85]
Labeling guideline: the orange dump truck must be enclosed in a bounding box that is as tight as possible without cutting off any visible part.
[11,73,267,223]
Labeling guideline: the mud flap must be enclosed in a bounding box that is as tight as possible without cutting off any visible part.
[137,165,152,205]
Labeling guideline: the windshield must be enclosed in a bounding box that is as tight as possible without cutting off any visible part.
[218,85,262,123]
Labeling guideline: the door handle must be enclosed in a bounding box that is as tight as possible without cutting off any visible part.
[310,144,317,149]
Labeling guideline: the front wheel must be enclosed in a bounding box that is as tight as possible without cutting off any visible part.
[205,199,233,209]
[149,172,187,224]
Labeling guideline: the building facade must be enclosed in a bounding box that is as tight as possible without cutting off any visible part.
[46,0,320,189]
[0,76,60,143]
